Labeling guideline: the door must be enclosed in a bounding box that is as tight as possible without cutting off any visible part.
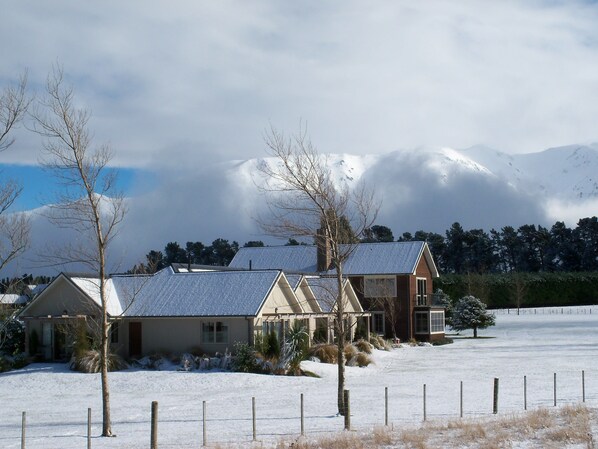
[129,322,142,358]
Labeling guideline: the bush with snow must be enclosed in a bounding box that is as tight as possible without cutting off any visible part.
[451,295,496,338]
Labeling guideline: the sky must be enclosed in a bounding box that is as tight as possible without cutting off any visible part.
[2,0,598,274]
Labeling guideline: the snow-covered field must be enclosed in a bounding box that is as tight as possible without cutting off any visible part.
[1,306,597,448]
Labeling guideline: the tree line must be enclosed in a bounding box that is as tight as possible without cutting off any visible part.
[135,217,598,275]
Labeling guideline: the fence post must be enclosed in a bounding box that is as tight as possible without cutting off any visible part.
[344,390,351,430]
[553,373,557,407]
[300,394,304,436]
[582,370,586,403]
[21,411,26,449]
[493,378,499,414]
[384,387,388,426]
[202,401,207,447]
[423,384,427,421]
[252,397,256,441]
[150,401,158,449]
[524,376,527,411]
[460,381,463,418]
[87,408,92,449]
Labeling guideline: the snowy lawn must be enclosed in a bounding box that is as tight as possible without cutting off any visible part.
[1,306,597,448]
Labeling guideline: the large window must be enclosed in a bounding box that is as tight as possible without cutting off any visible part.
[430,311,445,334]
[364,276,396,298]
[202,321,229,343]
[416,278,428,305]
[110,322,119,344]
[372,312,385,335]
[415,312,429,334]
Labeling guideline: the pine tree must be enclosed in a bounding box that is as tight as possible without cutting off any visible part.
[451,295,495,338]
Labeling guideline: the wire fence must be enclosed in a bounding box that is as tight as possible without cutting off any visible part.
[4,368,596,448]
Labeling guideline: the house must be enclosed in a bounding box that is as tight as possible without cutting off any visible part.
[0,293,29,309]
[18,267,367,361]
[229,241,445,342]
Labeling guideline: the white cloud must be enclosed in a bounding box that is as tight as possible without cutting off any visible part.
[2,0,598,169]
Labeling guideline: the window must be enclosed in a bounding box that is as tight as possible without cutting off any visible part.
[372,312,385,335]
[416,278,428,305]
[430,311,445,334]
[110,322,119,344]
[415,312,429,334]
[202,321,229,343]
[364,276,396,298]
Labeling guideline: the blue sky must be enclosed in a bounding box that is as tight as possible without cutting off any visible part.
[0,165,149,211]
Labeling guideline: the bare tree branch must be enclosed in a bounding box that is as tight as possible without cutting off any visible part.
[255,124,379,415]
[30,65,126,437]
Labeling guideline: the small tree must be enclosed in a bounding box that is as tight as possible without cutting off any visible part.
[255,124,378,415]
[32,66,126,437]
[451,295,495,338]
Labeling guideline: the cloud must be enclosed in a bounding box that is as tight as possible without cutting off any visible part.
[2,0,598,171]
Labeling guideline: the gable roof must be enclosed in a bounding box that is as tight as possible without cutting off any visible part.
[110,268,283,317]
[229,241,439,277]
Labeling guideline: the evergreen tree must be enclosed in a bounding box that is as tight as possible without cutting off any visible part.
[451,295,495,338]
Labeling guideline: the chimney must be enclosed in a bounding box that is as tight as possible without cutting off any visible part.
[316,227,332,272]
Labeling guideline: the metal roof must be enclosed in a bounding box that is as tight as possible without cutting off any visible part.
[230,241,437,276]
[108,268,281,317]
[304,277,340,313]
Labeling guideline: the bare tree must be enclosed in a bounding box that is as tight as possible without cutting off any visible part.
[256,125,378,415]
[0,72,31,272]
[31,66,126,437]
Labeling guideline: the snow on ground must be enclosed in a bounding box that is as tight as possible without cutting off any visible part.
[1,306,597,448]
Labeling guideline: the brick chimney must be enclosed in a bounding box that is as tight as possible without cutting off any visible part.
[316,226,332,272]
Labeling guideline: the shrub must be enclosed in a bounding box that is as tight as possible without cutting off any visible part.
[369,334,392,351]
[232,342,262,373]
[280,321,309,374]
[354,318,368,341]
[312,324,328,343]
[265,331,280,359]
[354,339,373,354]
[344,343,357,361]
[0,318,25,354]
[309,343,337,364]
[355,352,372,367]
[70,349,128,373]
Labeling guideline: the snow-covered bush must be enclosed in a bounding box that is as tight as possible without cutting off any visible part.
[451,295,496,338]
[232,342,262,373]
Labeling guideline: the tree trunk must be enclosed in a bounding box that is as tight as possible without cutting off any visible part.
[473,326,478,338]
[335,260,346,416]
[99,245,112,436]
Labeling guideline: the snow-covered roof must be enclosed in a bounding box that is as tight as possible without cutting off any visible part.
[0,294,28,305]
[108,268,282,317]
[70,277,124,316]
[230,241,439,277]
[285,274,303,291]
[304,277,340,313]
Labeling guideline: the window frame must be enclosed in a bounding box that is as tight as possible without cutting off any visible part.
[430,311,445,334]
[364,276,396,298]
[416,277,428,306]
[414,311,429,334]
[371,311,385,336]
[202,320,229,344]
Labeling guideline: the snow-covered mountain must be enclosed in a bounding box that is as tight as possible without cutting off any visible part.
[226,143,598,235]
[9,144,598,276]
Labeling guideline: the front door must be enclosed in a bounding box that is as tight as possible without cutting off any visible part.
[129,322,142,358]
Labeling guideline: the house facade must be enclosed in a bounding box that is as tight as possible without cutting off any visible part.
[230,241,445,342]
[18,267,367,361]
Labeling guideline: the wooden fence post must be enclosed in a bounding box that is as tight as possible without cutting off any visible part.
[493,378,499,414]
[524,376,527,411]
[21,411,26,449]
[344,390,351,430]
[582,370,586,403]
[87,408,92,449]
[202,401,207,447]
[553,373,557,407]
[460,381,463,418]
[150,401,158,449]
[300,394,304,436]
[384,387,388,426]
[252,397,256,441]
[423,384,427,421]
